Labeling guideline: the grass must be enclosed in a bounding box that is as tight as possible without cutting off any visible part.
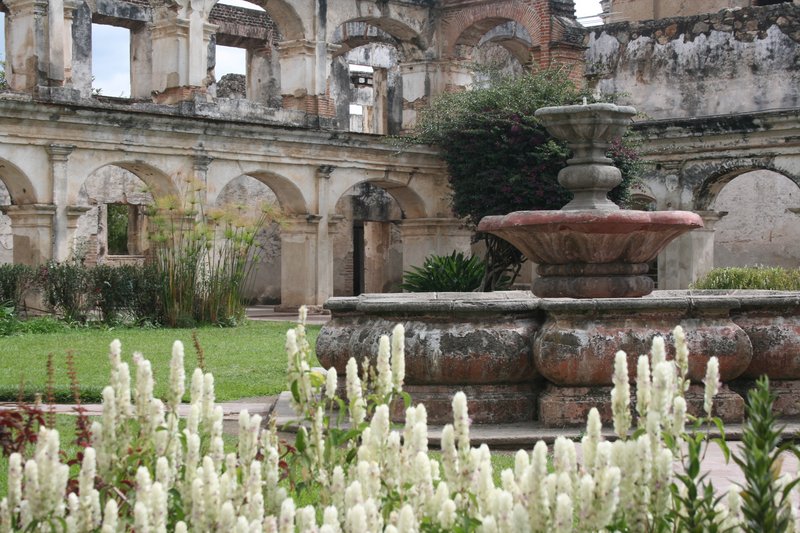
[0,320,320,403]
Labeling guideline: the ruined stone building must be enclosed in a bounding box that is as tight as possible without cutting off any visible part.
[0,0,798,307]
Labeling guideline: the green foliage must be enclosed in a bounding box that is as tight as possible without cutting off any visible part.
[0,60,7,91]
[106,203,130,255]
[401,251,497,292]
[692,266,800,291]
[0,263,37,312]
[146,181,284,327]
[403,68,642,290]
[90,263,163,325]
[734,376,799,533]
[38,261,93,323]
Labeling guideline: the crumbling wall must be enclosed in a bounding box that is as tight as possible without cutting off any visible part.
[586,3,800,118]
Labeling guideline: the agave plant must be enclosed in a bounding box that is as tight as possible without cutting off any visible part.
[401,251,489,292]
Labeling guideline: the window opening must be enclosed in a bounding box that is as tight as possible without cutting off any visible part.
[106,203,130,255]
[91,24,131,97]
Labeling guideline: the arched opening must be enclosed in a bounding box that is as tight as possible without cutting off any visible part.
[333,182,405,295]
[209,0,282,106]
[456,20,532,84]
[711,169,800,268]
[215,174,283,304]
[331,20,423,135]
[76,165,154,265]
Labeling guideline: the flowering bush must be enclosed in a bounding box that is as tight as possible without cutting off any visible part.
[0,311,797,531]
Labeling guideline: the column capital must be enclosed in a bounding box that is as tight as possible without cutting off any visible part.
[317,165,335,179]
[0,203,57,222]
[2,0,47,15]
[193,153,214,172]
[46,143,75,161]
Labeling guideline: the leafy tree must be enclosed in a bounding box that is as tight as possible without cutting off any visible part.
[403,67,642,290]
[0,60,7,91]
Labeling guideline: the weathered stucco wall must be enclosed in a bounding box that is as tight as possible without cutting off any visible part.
[713,170,800,268]
[586,3,800,119]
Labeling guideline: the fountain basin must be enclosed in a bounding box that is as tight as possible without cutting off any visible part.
[478,210,703,298]
[317,290,800,426]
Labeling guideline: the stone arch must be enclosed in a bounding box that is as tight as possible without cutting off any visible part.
[212,0,305,41]
[333,178,427,219]
[232,170,309,215]
[214,174,284,304]
[0,158,37,204]
[75,163,167,263]
[82,160,179,200]
[693,159,800,211]
[710,169,800,269]
[442,2,544,60]
[475,21,534,66]
[330,19,423,135]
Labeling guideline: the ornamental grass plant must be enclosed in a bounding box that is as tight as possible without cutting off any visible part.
[146,179,283,327]
[0,312,798,531]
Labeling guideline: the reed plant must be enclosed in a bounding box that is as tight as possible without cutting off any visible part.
[147,179,283,327]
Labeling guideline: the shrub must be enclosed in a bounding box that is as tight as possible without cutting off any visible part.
[0,264,37,313]
[401,251,495,292]
[693,266,800,291]
[90,264,163,325]
[37,261,93,323]
[0,315,797,532]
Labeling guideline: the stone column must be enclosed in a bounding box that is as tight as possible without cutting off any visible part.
[0,204,56,264]
[131,23,154,99]
[61,0,80,85]
[400,60,472,131]
[47,144,75,262]
[315,166,334,305]
[150,1,217,103]
[4,0,48,91]
[246,47,273,103]
[47,0,65,85]
[658,211,727,289]
[277,40,317,112]
[364,221,390,292]
[398,218,472,274]
[277,40,339,118]
[372,68,389,135]
[279,215,321,310]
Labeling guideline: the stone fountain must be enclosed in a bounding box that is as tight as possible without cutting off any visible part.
[316,103,800,428]
[478,103,702,298]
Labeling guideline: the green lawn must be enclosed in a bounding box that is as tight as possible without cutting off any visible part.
[0,320,320,402]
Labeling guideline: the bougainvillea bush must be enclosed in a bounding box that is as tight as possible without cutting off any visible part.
[0,310,797,531]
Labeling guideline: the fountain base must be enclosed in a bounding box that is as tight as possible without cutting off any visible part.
[538,384,745,427]
[534,262,654,298]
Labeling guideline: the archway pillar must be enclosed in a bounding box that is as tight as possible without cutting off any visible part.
[658,210,727,289]
[47,143,75,262]
[4,0,48,91]
[399,60,472,131]
[151,4,218,103]
[279,215,329,310]
[0,204,56,265]
[398,218,473,276]
[277,40,340,118]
